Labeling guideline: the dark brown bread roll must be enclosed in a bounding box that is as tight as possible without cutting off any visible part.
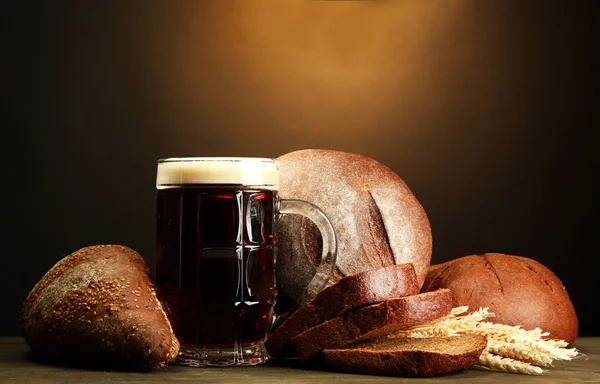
[323,334,487,377]
[422,253,578,345]
[291,289,453,362]
[265,263,419,359]
[276,149,432,310]
[21,245,180,370]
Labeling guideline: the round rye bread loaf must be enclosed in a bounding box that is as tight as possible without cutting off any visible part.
[21,245,180,370]
[276,149,432,310]
[422,253,578,345]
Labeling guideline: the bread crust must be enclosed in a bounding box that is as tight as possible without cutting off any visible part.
[291,289,453,362]
[276,149,432,309]
[323,334,487,377]
[21,245,180,370]
[265,263,419,358]
[422,253,578,344]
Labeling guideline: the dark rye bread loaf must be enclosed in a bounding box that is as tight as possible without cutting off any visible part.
[265,263,419,359]
[276,149,432,310]
[422,253,578,345]
[323,334,487,377]
[21,245,180,370]
[291,289,452,362]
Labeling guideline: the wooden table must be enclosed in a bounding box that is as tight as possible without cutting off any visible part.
[1,337,598,383]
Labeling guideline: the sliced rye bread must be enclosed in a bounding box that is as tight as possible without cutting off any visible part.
[265,263,419,358]
[323,334,487,377]
[291,288,453,362]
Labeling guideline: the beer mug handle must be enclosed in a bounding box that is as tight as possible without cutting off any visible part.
[279,199,337,303]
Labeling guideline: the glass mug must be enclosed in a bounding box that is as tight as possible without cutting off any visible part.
[155,157,337,366]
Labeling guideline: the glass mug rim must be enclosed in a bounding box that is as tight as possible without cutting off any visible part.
[156,156,280,191]
[157,156,277,163]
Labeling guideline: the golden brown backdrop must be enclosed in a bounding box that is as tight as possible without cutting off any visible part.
[4,1,594,336]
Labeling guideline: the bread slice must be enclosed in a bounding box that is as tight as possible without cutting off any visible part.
[265,263,419,358]
[291,288,453,362]
[323,334,487,377]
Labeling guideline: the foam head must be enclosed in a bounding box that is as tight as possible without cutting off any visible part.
[156,157,280,190]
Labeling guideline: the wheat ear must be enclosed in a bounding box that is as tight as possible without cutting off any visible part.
[475,322,579,361]
[475,351,544,375]
[486,339,553,366]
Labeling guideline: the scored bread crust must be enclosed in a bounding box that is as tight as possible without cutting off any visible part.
[21,245,180,370]
[422,253,578,345]
[323,334,487,377]
[265,263,419,358]
[276,149,432,309]
[291,289,453,362]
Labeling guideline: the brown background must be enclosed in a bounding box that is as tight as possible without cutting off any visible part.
[3,1,595,336]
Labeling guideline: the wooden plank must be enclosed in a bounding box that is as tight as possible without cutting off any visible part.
[1,337,598,383]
